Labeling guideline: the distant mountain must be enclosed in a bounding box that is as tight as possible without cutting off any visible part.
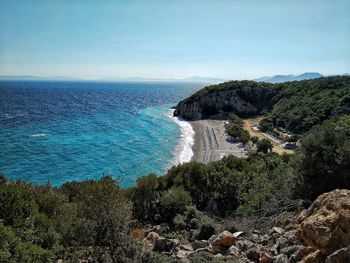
[255,72,323,83]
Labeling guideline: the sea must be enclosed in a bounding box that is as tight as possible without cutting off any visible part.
[0,81,201,187]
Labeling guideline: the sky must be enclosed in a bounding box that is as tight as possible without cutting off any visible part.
[0,0,349,80]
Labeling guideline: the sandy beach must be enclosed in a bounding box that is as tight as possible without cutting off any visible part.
[189,120,247,163]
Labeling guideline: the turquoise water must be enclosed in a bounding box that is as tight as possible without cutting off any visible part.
[0,81,201,187]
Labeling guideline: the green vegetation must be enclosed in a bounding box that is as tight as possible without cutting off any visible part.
[225,114,250,144]
[268,76,350,134]
[1,115,349,261]
[0,175,142,262]
[256,138,274,154]
[293,115,350,199]
[1,76,349,262]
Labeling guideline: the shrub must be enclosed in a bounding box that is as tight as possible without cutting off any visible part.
[256,138,273,153]
[160,187,192,221]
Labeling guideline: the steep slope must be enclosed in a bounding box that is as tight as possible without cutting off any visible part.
[174,80,282,120]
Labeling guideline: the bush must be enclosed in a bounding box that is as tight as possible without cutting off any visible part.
[293,116,350,199]
[256,138,273,154]
[160,187,192,221]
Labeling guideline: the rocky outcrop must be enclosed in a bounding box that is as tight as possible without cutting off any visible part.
[174,83,282,120]
[141,189,349,262]
[297,189,350,255]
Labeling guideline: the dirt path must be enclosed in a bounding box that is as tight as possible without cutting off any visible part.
[243,117,294,155]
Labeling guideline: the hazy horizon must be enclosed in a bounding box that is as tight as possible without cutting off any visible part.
[1,0,349,80]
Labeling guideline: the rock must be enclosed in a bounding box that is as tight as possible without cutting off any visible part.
[142,231,160,250]
[176,250,193,259]
[270,227,283,235]
[325,246,350,263]
[208,234,217,243]
[233,231,245,238]
[245,246,260,261]
[279,245,304,256]
[174,85,281,120]
[210,231,236,248]
[192,240,209,250]
[297,189,350,255]
[146,231,160,243]
[154,238,180,252]
[180,243,193,251]
[299,250,325,263]
[259,251,274,263]
[151,225,162,234]
[227,245,240,258]
[237,239,255,251]
[273,254,289,263]
[290,246,317,262]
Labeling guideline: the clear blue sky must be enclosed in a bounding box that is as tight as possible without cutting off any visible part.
[0,0,349,79]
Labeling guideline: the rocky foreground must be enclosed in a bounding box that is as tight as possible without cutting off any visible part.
[142,189,350,263]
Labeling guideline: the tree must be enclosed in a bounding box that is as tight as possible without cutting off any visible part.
[256,139,273,154]
[228,114,243,127]
[132,173,159,223]
[293,116,350,199]
[160,187,192,221]
[251,136,259,145]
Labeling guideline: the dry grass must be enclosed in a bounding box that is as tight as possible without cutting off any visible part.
[243,117,294,155]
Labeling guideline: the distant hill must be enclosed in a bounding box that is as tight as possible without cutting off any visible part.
[255,72,323,83]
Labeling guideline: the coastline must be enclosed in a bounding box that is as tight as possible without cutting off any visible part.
[171,111,195,165]
[171,111,248,165]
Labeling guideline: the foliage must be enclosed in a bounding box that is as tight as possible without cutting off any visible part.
[132,173,160,223]
[0,176,142,263]
[269,76,350,133]
[256,139,274,154]
[160,187,192,221]
[293,116,350,199]
[225,114,250,144]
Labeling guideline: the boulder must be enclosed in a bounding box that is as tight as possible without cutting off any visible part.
[325,246,350,263]
[297,189,350,255]
[142,231,160,250]
[210,231,236,248]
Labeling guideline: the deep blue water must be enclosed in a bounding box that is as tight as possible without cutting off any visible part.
[0,81,202,187]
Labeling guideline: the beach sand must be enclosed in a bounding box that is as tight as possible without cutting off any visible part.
[190,120,247,163]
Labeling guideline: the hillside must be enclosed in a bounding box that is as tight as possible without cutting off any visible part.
[174,76,350,134]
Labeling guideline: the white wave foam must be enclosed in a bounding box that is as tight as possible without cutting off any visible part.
[31,133,46,137]
[170,109,195,165]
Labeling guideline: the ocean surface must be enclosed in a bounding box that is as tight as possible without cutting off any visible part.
[0,81,201,187]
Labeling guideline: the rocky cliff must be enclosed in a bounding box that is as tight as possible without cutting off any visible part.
[174,81,282,120]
